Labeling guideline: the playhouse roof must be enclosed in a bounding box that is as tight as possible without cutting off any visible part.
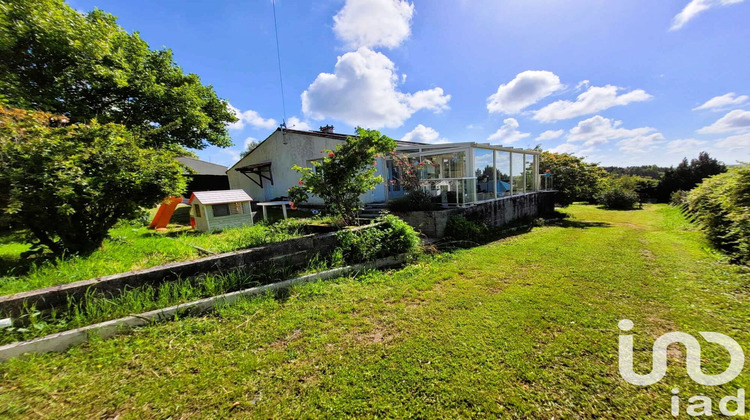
[190,189,252,205]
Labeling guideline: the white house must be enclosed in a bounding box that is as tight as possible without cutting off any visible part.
[227,126,542,207]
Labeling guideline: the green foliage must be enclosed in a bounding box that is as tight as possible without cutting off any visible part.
[288,128,396,225]
[387,189,440,212]
[0,110,186,254]
[0,0,236,150]
[686,164,749,263]
[656,152,726,202]
[0,220,307,296]
[670,190,689,207]
[603,165,666,179]
[3,205,750,418]
[334,214,420,263]
[597,187,640,210]
[444,215,488,241]
[540,151,607,206]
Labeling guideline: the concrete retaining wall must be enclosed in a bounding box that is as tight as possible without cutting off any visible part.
[0,224,379,317]
[394,191,556,237]
[0,255,406,361]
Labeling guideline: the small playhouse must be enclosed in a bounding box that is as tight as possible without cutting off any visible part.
[189,189,255,232]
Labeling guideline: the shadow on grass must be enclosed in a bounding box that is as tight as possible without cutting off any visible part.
[549,220,611,229]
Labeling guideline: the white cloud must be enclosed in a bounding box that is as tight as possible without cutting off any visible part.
[286,116,311,131]
[693,92,748,111]
[535,129,564,141]
[227,104,278,130]
[548,143,582,154]
[243,136,259,149]
[716,132,750,149]
[567,115,656,146]
[333,0,414,49]
[401,124,448,144]
[486,70,563,114]
[488,118,530,144]
[697,109,750,133]
[301,48,451,129]
[667,138,707,152]
[670,0,745,31]
[533,85,652,122]
[617,133,666,154]
[558,115,665,154]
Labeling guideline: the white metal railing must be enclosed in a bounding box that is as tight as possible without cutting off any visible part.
[417,176,541,206]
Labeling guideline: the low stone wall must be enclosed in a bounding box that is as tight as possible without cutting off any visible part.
[394,191,556,237]
[0,224,378,317]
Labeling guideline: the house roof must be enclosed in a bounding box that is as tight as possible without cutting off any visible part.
[190,189,252,205]
[176,157,228,176]
[227,128,427,171]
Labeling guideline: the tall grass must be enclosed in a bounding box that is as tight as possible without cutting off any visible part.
[2,255,339,345]
[0,221,306,296]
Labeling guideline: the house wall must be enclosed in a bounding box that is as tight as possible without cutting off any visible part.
[227,130,388,204]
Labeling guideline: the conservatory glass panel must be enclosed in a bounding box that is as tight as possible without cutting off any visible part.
[525,154,536,192]
[474,148,495,200]
[495,151,511,196]
[511,152,525,194]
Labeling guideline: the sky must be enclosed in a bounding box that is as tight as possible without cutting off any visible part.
[68,0,750,168]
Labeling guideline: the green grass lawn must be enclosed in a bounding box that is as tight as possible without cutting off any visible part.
[0,218,306,296]
[1,204,748,418]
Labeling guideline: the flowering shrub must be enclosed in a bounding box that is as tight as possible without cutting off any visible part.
[287,128,396,225]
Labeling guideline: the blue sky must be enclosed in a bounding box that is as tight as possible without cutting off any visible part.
[68,0,750,167]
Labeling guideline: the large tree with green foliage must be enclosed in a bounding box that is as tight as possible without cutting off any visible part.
[287,128,396,225]
[0,0,236,150]
[0,107,185,254]
[539,151,607,206]
[656,152,726,202]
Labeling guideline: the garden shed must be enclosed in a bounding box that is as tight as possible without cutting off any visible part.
[189,190,255,232]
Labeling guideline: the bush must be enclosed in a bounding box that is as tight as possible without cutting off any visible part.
[686,165,749,264]
[444,216,488,242]
[598,188,640,210]
[670,190,689,207]
[334,214,420,263]
[387,190,440,212]
[0,109,185,255]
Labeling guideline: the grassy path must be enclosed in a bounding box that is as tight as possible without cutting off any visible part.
[1,205,748,418]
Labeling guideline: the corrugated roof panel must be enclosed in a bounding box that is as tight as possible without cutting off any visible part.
[191,189,253,204]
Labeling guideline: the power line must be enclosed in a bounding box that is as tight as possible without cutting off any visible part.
[272,0,287,128]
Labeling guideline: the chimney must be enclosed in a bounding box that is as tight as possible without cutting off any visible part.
[320,125,334,134]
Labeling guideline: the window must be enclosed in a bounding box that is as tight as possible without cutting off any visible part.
[194,204,201,218]
[212,203,230,217]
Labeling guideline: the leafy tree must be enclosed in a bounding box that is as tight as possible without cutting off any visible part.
[603,165,666,179]
[656,152,726,202]
[287,128,396,225]
[241,140,262,157]
[0,107,185,254]
[539,151,607,206]
[0,0,236,150]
